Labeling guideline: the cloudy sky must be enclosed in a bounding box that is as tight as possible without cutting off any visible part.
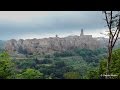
[0,11,107,40]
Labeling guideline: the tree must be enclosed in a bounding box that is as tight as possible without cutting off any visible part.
[99,59,107,75]
[55,61,66,68]
[63,72,81,79]
[0,51,15,79]
[16,69,44,79]
[86,70,99,79]
[110,49,120,77]
[103,11,120,76]
[99,49,120,79]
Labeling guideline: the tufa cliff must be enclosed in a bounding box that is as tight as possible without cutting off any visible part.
[5,30,107,56]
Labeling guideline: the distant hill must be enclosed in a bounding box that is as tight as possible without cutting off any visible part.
[0,40,5,49]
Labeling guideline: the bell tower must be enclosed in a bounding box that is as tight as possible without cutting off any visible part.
[56,34,58,37]
[80,29,84,36]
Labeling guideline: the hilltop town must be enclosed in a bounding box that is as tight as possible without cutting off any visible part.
[4,29,111,57]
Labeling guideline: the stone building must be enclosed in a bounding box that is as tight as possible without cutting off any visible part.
[5,29,103,56]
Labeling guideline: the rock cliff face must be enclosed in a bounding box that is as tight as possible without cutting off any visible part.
[4,30,110,56]
[5,35,105,56]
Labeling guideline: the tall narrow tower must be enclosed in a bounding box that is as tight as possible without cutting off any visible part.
[80,29,84,36]
[56,34,58,38]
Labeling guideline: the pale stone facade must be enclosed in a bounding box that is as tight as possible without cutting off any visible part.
[5,30,106,55]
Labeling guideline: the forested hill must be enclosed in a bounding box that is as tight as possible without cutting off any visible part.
[11,48,108,79]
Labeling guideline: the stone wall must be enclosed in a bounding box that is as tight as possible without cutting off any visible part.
[5,35,105,56]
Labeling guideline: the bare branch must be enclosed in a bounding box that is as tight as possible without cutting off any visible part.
[112,30,120,48]
[112,15,120,48]
[113,29,118,38]
[103,11,120,76]
[104,11,110,29]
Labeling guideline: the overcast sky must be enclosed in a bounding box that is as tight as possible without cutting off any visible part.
[0,11,107,40]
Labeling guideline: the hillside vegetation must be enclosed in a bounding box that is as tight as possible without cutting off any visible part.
[0,47,109,79]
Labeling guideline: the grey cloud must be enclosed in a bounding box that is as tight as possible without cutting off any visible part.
[31,11,105,30]
[0,11,106,40]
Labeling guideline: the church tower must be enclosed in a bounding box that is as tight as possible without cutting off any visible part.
[56,34,58,37]
[80,29,84,36]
